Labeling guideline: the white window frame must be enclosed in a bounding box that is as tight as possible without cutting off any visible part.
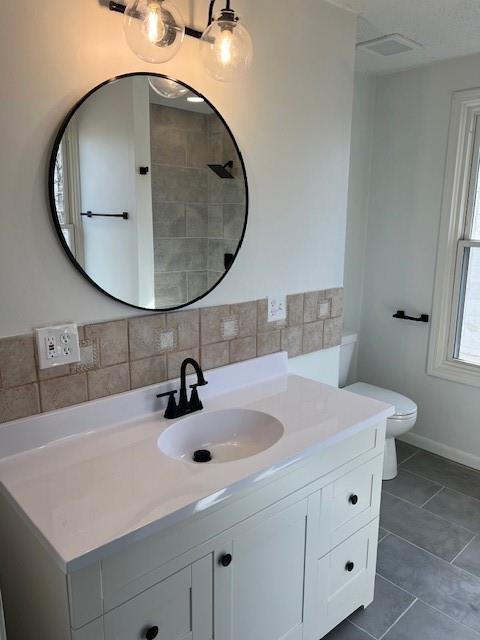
[428,88,480,386]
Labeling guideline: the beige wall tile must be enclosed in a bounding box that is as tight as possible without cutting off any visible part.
[281,326,303,358]
[0,289,343,422]
[317,298,332,320]
[167,348,200,379]
[303,321,324,354]
[324,316,343,349]
[200,306,230,345]
[0,334,36,388]
[287,294,304,327]
[231,301,257,337]
[257,331,281,357]
[0,384,40,423]
[230,337,256,363]
[166,309,199,350]
[130,355,167,390]
[37,363,71,381]
[129,315,166,360]
[40,374,88,412]
[201,342,229,370]
[303,291,320,324]
[88,364,130,401]
[327,288,344,318]
[84,321,128,367]
[71,338,100,374]
[257,299,287,333]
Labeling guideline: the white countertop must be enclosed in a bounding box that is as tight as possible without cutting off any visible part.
[0,355,393,572]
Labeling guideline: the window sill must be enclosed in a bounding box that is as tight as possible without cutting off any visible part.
[427,356,480,388]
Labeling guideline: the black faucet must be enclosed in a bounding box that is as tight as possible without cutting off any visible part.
[157,357,208,419]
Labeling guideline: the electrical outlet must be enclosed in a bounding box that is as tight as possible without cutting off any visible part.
[36,324,81,370]
[268,295,287,322]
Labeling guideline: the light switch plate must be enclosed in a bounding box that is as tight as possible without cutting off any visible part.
[36,324,81,370]
[268,295,287,323]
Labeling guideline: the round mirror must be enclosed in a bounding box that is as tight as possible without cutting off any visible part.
[49,73,248,311]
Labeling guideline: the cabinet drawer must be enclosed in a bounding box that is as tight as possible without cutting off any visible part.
[315,519,379,638]
[315,455,382,556]
[104,568,192,640]
[331,456,382,542]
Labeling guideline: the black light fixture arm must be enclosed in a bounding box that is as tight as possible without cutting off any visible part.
[108,0,234,38]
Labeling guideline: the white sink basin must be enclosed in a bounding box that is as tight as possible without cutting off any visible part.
[158,409,284,463]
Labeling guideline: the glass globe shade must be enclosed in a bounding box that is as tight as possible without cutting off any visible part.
[200,15,253,82]
[123,0,185,64]
[148,77,189,99]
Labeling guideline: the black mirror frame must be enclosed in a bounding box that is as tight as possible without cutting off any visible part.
[48,72,249,312]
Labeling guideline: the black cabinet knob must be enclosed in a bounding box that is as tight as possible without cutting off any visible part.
[145,626,159,639]
[220,553,233,567]
[349,494,359,505]
[345,561,355,573]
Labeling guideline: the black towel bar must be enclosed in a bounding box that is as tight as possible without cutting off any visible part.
[393,310,429,323]
[81,211,129,220]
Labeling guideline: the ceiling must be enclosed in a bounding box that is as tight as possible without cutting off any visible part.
[328,0,480,75]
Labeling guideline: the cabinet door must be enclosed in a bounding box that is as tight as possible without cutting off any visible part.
[306,519,379,640]
[104,555,213,640]
[214,499,308,640]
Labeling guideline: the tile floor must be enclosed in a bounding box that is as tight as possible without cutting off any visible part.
[325,442,480,639]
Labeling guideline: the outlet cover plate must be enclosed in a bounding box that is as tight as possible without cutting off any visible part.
[268,295,287,323]
[36,324,81,370]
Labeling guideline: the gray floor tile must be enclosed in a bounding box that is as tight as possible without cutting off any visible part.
[377,534,480,633]
[380,492,474,561]
[349,575,414,638]
[454,535,480,578]
[402,452,480,501]
[323,619,373,639]
[378,528,389,542]
[396,441,418,464]
[383,470,441,506]
[423,488,480,532]
[383,601,480,640]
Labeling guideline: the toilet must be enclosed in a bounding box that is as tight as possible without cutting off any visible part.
[340,333,418,480]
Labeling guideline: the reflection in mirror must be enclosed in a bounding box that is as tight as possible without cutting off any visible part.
[51,74,247,310]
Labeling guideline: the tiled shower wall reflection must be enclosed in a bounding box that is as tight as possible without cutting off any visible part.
[0,289,343,424]
[150,104,246,307]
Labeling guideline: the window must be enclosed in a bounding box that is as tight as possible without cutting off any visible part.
[54,141,76,253]
[429,89,480,386]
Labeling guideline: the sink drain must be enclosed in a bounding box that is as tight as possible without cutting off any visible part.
[192,449,212,463]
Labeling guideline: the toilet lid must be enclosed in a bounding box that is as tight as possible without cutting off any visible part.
[345,382,417,417]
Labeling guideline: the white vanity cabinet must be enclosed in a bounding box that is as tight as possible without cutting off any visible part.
[0,414,386,640]
[60,423,385,640]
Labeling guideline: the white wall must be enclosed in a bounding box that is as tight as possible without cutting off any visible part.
[343,73,376,337]
[348,53,480,467]
[0,0,356,345]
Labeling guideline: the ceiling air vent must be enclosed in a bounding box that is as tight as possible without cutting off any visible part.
[356,34,422,56]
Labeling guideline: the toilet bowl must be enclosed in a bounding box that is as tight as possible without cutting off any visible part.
[340,333,418,480]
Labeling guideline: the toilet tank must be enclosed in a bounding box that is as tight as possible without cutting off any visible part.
[339,332,358,388]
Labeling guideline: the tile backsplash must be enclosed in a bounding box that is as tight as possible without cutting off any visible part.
[0,289,343,424]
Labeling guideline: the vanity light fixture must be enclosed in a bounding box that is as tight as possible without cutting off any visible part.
[122,0,185,63]
[109,0,253,82]
[200,0,253,82]
[187,96,205,103]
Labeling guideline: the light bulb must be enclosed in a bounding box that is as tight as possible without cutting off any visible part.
[200,8,253,82]
[219,29,233,66]
[148,76,188,99]
[145,2,164,44]
[123,0,185,64]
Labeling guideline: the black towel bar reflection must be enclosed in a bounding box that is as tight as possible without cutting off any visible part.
[81,211,129,220]
[393,310,429,323]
